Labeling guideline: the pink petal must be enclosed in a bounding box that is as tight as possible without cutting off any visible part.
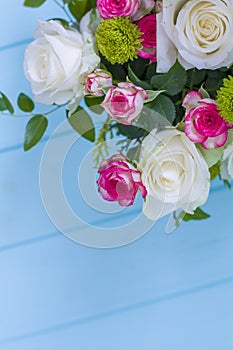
[136,182,147,198]
[182,91,202,109]
[199,98,217,106]
[185,121,207,143]
[201,131,228,149]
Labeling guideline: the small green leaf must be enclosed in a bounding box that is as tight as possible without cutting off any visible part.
[145,90,165,103]
[68,0,96,21]
[0,98,7,112]
[17,93,35,113]
[128,64,152,90]
[67,106,95,142]
[24,0,47,7]
[48,18,70,27]
[223,180,232,190]
[84,96,104,115]
[0,92,14,114]
[182,207,210,222]
[198,86,210,99]
[149,94,176,123]
[151,61,186,96]
[24,115,48,151]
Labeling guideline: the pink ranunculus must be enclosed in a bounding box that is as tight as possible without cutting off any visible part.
[101,82,148,125]
[97,154,147,206]
[84,69,112,97]
[183,91,231,149]
[131,0,156,21]
[138,14,156,62]
[96,0,140,19]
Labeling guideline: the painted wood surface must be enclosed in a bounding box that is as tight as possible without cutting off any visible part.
[0,2,233,349]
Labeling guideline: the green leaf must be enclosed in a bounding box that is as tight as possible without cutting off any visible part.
[0,92,14,114]
[67,106,95,142]
[0,98,7,112]
[17,93,35,113]
[197,144,224,168]
[145,90,165,103]
[223,180,232,190]
[127,145,141,162]
[48,18,70,27]
[84,96,104,115]
[183,208,210,221]
[151,60,186,96]
[129,57,149,79]
[24,115,48,151]
[145,62,156,81]
[128,64,152,90]
[149,94,176,123]
[113,123,145,140]
[186,68,206,86]
[198,85,210,99]
[135,109,171,132]
[24,0,47,7]
[68,0,96,21]
[182,207,210,222]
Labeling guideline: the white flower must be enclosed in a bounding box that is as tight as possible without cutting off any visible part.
[157,0,233,72]
[220,143,233,180]
[24,20,100,105]
[138,128,210,220]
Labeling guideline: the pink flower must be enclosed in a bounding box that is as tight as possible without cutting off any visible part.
[138,14,156,62]
[97,154,147,206]
[183,91,232,149]
[101,82,148,125]
[96,0,140,19]
[84,69,112,97]
[132,0,156,21]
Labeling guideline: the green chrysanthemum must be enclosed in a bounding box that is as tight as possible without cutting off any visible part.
[96,17,142,65]
[216,75,233,124]
[209,162,220,181]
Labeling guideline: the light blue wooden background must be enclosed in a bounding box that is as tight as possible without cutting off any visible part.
[0,1,233,349]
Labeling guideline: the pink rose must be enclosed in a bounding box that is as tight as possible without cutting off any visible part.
[138,14,156,62]
[84,69,112,97]
[96,0,140,19]
[101,82,148,125]
[132,0,156,21]
[183,91,232,149]
[97,154,147,206]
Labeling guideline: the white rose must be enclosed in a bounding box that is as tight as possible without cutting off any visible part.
[138,128,210,220]
[157,0,233,72]
[24,20,100,105]
[220,143,233,180]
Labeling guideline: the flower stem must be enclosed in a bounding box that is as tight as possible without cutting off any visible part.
[52,0,74,24]
[0,104,64,118]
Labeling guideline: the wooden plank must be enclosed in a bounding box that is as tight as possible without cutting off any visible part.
[0,263,232,349]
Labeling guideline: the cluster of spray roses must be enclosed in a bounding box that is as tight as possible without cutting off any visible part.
[96,88,233,222]
[94,0,233,223]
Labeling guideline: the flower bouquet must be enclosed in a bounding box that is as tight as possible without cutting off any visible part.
[1,0,233,233]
